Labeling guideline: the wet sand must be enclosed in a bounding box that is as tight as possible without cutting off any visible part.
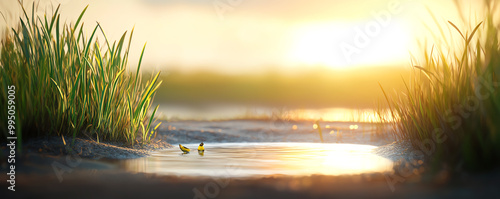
[158,120,394,146]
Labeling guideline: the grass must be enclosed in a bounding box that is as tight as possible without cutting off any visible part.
[378,0,500,171]
[0,2,162,147]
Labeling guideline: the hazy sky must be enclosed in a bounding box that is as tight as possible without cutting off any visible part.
[0,0,486,73]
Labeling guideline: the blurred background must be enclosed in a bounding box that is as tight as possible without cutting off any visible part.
[0,0,486,121]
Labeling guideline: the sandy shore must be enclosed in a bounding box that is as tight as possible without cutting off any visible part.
[157,120,395,145]
[1,120,498,198]
[17,135,172,160]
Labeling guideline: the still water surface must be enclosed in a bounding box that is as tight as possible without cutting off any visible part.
[121,143,393,178]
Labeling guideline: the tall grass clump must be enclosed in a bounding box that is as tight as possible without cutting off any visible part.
[378,0,500,171]
[0,3,162,147]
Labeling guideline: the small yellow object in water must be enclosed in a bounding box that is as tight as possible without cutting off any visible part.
[198,142,205,152]
[179,144,190,153]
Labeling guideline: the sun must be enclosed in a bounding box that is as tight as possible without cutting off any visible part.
[289,24,349,69]
[289,21,412,69]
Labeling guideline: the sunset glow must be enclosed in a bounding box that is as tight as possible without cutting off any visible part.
[0,0,469,73]
[289,21,412,68]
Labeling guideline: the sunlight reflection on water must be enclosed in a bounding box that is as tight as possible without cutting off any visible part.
[121,143,393,178]
[155,106,393,123]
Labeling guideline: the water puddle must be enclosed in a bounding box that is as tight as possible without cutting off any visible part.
[120,143,393,178]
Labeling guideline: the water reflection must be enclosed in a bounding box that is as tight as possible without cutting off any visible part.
[156,106,393,123]
[121,143,393,178]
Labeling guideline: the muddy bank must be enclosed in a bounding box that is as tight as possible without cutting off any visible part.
[5,135,172,160]
[373,140,424,162]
